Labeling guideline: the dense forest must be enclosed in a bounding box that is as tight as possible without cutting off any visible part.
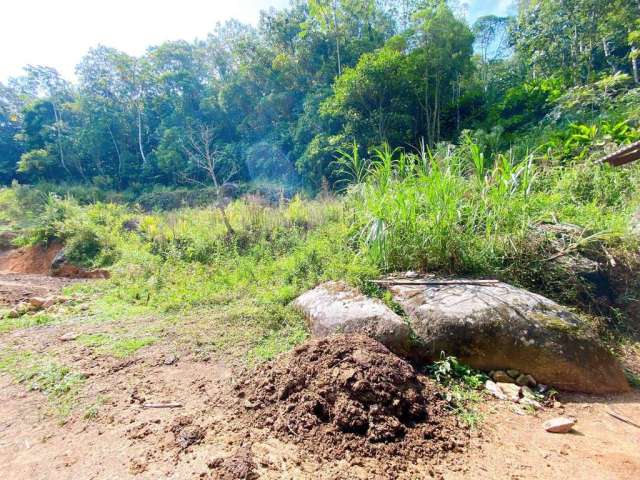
[1,0,639,192]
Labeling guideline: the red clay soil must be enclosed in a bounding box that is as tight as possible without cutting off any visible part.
[230,335,468,477]
[0,242,63,275]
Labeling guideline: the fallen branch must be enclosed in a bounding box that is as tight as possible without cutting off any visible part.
[371,279,499,286]
[142,402,183,409]
[607,408,640,429]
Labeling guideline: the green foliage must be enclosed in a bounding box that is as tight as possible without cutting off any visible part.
[429,354,488,389]
[428,355,486,428]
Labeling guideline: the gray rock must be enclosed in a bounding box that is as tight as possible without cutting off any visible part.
[506,369,520,379]
[544,417,577,433]
[519,397,542,410]
[485,380,506,400]
[387,279,629,394]
[516,374,537,387]
[492,370,515,384]
[496,382,521,402]
[293,281,412,355]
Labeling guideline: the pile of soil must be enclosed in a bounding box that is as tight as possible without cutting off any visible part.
[233,335,467,469]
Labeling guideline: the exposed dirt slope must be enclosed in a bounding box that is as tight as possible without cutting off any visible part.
[0,243,63,275]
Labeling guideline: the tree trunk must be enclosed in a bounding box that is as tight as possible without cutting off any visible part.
[137,103,147,167]
[109,125,123,180]
[332,2,342,75]
[51,103,70,175]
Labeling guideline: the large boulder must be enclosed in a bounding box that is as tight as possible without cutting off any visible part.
[292,281,412,356]
[387,279,629,394]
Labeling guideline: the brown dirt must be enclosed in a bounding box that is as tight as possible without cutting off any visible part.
[232,334,466,473]
[0,273,77,306]
[0,322,639,479]
[0,242,63,275]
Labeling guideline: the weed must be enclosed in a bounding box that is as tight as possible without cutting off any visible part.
[429,354,488,389]
[78,333,157,358]
[0,350,84,419]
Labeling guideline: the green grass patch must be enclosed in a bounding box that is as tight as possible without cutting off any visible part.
[77,333,157,358]
[0,349,85,419]
[0,312,57,334]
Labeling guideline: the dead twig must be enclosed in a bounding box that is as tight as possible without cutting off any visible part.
[142,402,183,409]
[371,279,499,286]
[606,408,640,429]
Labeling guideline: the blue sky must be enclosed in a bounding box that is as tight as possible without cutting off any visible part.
[1,0,513,82]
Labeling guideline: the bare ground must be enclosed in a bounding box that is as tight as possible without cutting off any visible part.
[1,288,639,479]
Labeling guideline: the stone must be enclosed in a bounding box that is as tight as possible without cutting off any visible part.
[60,332,79,342]
[544,417,577,433]
[387,279,630,394]
[484,380,506,400]
[28,297,48,309]
[506,369,520,379]
[520,386,537,399]
[497,382,521,402]
[492,370,515,384]
[7,308,20,318]
[293,281,412,356]
[516,374,537,387]
[163,354,178,366]
[519,397,542,410]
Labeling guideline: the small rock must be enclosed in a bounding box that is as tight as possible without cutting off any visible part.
[516,374,537,387]
[519,397,542,410]
[42,298,56,309]
[485,380,506,400]
[60,332,79,342]
[163,354,178,366]
[536,384,549,394]
[17,302,35,313]
[29,297,47,309]
[497,382,521,402]
[405,271,420,278]
[543,417,577,433]
[7,308,20,318]
[492,370,515,384]
[506,369,520,378]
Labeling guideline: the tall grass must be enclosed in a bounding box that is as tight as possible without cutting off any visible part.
[341,141,639,275]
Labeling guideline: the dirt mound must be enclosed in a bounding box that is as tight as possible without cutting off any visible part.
[0,243,63,274]
[233,335,467,470]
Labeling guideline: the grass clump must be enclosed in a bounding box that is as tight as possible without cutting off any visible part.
[77,333,157,358]
[0,350,84,419]
[428,355,488,428]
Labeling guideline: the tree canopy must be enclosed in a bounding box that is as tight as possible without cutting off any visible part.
[0,0,638,191]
